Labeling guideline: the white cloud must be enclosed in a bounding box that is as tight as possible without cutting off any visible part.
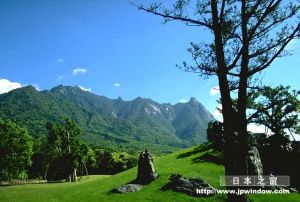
[247,124,267,134]
[113,83,121,87]
[178,98,187,103]
[56,58,64,63]
[0,79,23,94]
[212,104,223,121]
[72,67,87,75]
[78,86,91,92]
[210,86,220,96]
[56,75,64,81]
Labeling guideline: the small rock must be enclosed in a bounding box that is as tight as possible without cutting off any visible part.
[112,184,144,193]
[166,174,215,197]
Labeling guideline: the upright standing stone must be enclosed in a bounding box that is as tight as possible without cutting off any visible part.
[136,150,158,184]
[247,146,263,176]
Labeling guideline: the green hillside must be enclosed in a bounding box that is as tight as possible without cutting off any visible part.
[1,143,298,202]
[0,85,214,154]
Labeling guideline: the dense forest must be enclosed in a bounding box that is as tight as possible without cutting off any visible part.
[0,117,137,182]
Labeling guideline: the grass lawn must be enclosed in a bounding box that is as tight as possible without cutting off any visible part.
[0,144,299,202]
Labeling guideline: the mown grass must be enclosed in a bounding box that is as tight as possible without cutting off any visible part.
[0,143,299,202]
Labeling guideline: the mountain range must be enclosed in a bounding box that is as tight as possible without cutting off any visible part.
[0,85,214,153]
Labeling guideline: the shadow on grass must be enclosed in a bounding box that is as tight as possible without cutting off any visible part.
[160,182,172,191]
[177,142,212,159]
[0,178,92,187]
[0,181,49,187]
[126,175,160,185]
[0,184,12,187]
[192,150,224,165]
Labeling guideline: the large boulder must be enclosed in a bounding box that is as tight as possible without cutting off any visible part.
[112,184,144,193]
[165,174,215,197]
[136,150,158,184]
[247,146,263,176]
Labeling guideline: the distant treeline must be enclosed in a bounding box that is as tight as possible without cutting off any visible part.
[0,117,137,182]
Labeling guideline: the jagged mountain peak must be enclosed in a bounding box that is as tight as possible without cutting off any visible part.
[0,85,214,151]
[116,96,123,101]
[50,85,86,94]
[188,97,202,107]
[189,97,198,103]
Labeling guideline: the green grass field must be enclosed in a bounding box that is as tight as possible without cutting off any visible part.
[0,144,299,202]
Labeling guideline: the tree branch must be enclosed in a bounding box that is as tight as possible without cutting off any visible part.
[137,5,213,30]
[219,0,226,24]
[248,23,300,77]
[249,0,283,40]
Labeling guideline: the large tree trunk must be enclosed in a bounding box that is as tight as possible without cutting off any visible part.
[211,1,248,201]
[237,0,250,179]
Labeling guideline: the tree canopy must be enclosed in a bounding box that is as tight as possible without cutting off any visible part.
[249,85,300,138]
[0,119,33,181]
[46,117,82,182]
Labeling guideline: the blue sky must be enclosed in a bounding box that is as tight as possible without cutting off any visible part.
[0,0,300,117]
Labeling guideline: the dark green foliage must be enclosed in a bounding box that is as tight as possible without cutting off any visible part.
[249,85,300,137]
[0,85,214,154]
[78,142,96,175]
[46,118,83,182]
[0,119,33,181]
[28,138,52,180]
[93,148,137,174]
[207,121,224,151]
[28,116,136,180]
